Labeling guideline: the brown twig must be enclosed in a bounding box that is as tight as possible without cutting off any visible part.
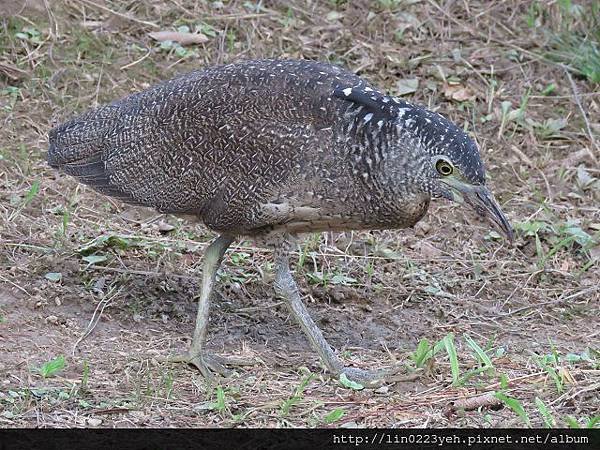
[450,392,502,411]
[76,0,159,29]
[564,69,599,165]
[499,286,599,317]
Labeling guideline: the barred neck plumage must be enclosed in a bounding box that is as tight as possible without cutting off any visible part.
[329,81,486,199]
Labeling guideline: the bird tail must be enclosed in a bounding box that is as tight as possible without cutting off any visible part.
[48,105,115,166]
[48,105,120,179]
[47,106,134,199]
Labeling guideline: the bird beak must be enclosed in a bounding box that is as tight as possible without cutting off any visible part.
[441,179,514,242]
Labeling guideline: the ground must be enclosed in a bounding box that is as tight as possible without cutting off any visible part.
[1,0,599,428]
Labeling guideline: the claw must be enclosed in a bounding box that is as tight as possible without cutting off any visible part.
[339,364,420,388]
[160,352,255,379]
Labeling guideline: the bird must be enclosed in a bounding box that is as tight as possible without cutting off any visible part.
[47,59,513,387]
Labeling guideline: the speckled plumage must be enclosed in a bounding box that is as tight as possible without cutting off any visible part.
[48,59,510,386]
[48,59,483,236]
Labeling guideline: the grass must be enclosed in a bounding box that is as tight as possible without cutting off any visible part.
[545,1,600,84]
[281,371,315,416]
[535,397,556,428]
[0,0,598,429]
[549,34,600,83]
[403,332,599,427]
[34,355,66,378]
[525,0,600,83]
[322,408,345,424]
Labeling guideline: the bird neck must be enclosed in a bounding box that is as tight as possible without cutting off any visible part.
[337,119,432,228]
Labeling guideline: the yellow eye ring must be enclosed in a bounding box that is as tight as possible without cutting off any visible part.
[435,159,454,176]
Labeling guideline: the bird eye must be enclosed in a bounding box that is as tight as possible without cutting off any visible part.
[435,159,454,176]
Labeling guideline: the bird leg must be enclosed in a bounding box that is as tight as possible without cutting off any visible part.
[273,237,410,388]
[165,235,252,378]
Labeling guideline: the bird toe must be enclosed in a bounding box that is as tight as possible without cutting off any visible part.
[160,352,255,378]
[339,364,421,388]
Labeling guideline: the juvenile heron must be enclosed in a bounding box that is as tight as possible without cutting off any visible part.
[48,59,512,386]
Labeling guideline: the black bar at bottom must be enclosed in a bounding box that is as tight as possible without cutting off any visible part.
[0,428,598,450]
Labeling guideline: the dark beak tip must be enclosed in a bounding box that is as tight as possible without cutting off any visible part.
[505,227,515,244]
[471,186,513,244]
[495,216,514,244]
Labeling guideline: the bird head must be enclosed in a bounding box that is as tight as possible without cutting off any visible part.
[333,85,513,241]
[409,109,514,241]
[428,146,513,241]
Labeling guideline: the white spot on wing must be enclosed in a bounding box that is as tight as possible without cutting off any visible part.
[343,88,352,96]
[397,108,410,118]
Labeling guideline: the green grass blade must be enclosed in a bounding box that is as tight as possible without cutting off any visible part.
[323,408,345,424]
[457,366,491,385]
[535,397,555,428]
[412,338,431,368]
[464,334,494,373]
[499,373,509,390]
[535,232,545,267]
[37,355,66,378]
[23,180,40,207]
[281,371,315,415]
[564,415,581,428]
[215,386,226,412]
[495,392,531,427]
[339,373,364,390]
[443,333,460,385]
[585,416,599,429]
[535,359,564,394]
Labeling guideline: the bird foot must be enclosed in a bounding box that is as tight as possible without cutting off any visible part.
[339,364,420,388]
[162,352,254,379]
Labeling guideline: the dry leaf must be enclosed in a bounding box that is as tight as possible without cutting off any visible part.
[87,418,102,427]
[415,241,442,258]
[157,221,175,233]
[0,62,28,81]
[82,21,105,29]
[451,393,502,411]
[444,84,476,102]
[326,11,343,21]
[561,148,592,168]
[396,78,419,96]
[559,259,573,272]
[0,0,45,17]
[149,31,209,46]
